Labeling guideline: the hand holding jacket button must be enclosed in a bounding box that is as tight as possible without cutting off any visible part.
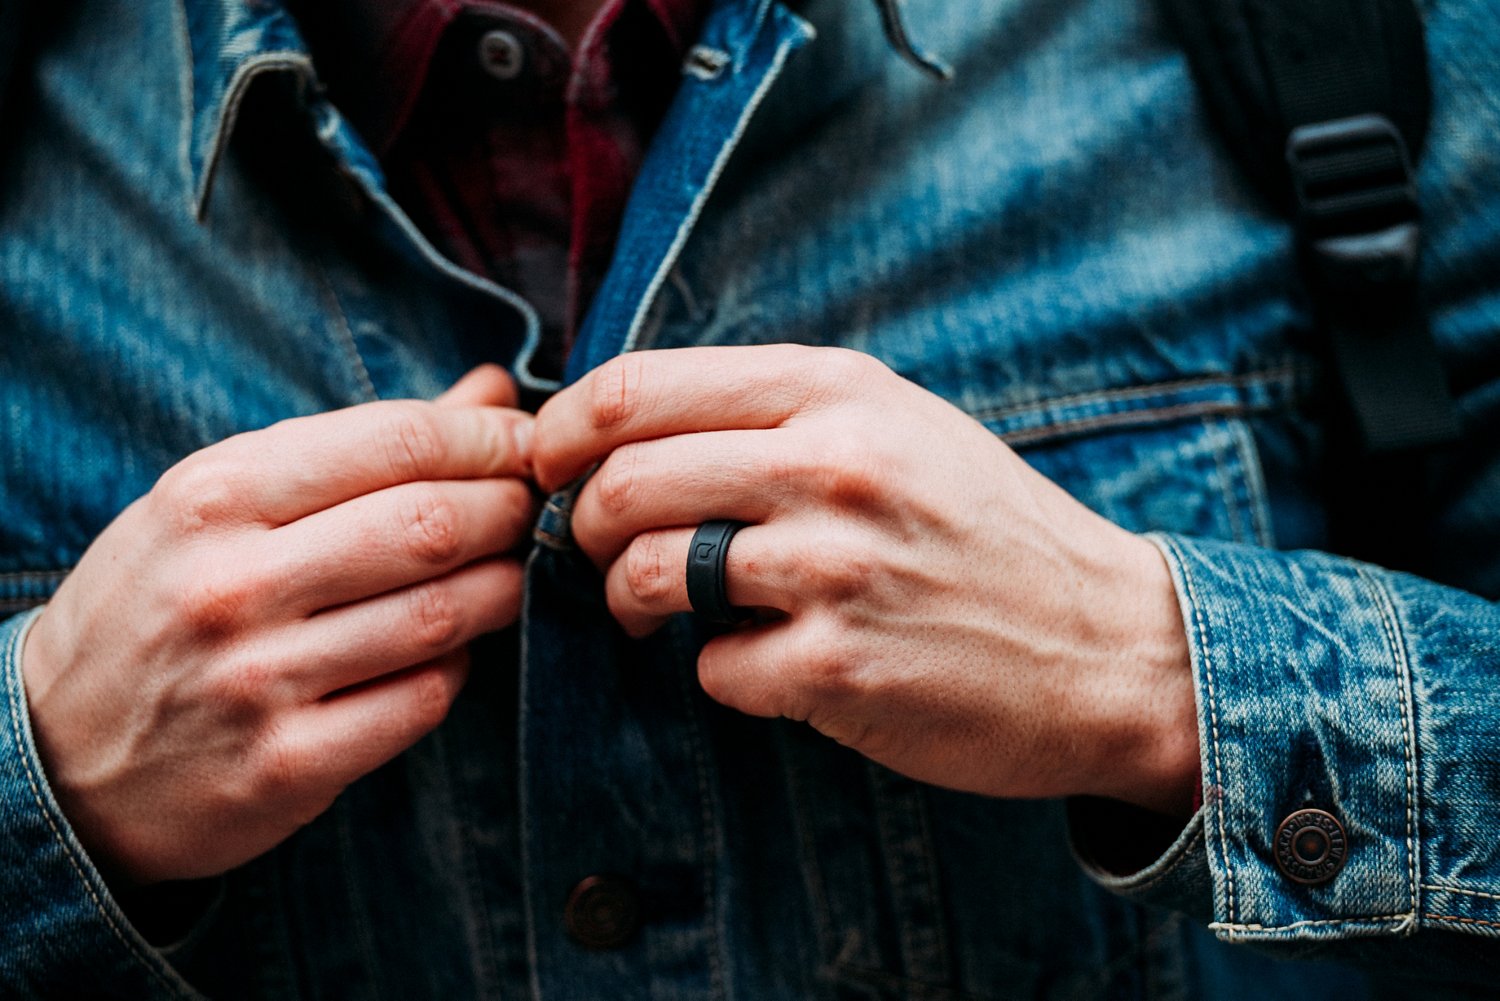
[18,374,538,885]
[565,874,641,950]
[531,345,1201,815]
[1274,808,1348,884]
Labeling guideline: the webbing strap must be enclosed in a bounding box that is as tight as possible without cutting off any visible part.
[1157,0,1459,566]
[1159,0,1432,208]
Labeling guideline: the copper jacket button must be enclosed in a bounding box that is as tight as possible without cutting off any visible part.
[1274,808,1348,884]
[565,874,641,949]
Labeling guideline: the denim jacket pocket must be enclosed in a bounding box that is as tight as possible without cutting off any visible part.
[1014,408,1278,546]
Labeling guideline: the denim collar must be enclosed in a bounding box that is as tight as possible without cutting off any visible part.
[179,0,316,219]
[176,0,944,219]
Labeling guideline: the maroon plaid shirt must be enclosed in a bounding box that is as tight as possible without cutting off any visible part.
[291,0,706,379]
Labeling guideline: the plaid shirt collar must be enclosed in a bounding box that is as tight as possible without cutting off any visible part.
[286,0,706,156]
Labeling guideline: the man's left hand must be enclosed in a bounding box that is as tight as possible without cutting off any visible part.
[534,345,1198,815]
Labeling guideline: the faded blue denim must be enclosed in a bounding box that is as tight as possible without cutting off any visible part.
[1,0,1498,997]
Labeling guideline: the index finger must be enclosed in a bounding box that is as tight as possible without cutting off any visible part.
[160,400,535,526]
[533,344,878,491]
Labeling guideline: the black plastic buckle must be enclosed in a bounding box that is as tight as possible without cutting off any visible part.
[1286,114,1422,293]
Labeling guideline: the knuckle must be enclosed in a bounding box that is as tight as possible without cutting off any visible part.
[206,655,283,722]
[803,643,859,700]
[409,667,458,732]
[836,347,888,378]
[762,445,807,491]
[795,618,862,700]
[622,533,673,604]
[588,355,646,431]
[813,442,887,509]
[592,444,643,517]
[152,456,250,531]
[381,404,444,481]
[177,570,254,637]
[821,347,881,390]
[781,534,875,602]
[407,580,463,652]
[248,727,308,804]
[782,546,824,595]
[815,543,879,603]
[796,348,891,414]
[400,487,463,566]
[824,346,868,378]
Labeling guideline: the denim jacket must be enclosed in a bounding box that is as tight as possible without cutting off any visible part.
[2,0,1498,997]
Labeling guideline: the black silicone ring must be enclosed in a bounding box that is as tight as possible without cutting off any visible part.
[686,520,751,625]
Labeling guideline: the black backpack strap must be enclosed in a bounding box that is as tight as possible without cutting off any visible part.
[1159,0,1459,567]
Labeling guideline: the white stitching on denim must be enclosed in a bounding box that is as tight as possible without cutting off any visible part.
[4,615,194,997]
[1427,914,1500,930]
[317,274,379,404]
[999,401,1255,447]
[173,0,197,219]
[616,18,813,359]
[1361,567,1421,917]
[1224,418,1275,548]
[1203,417,1248,545]
[1210,913,1411,933]
[1166,537,1237,924]
[1422,884,1500,903]
[973,366,1302,424]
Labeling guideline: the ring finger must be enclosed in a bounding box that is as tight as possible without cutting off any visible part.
[604,523,797,638]
[571,429,798,570]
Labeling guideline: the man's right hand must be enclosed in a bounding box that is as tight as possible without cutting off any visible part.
[19,366,536,886]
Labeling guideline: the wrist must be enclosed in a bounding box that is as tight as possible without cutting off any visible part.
[1074,530,1199,817]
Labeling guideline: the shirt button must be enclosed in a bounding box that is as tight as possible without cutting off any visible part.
[564,874,641,949]
[1274,808,1348,884]
[478,29,526,81]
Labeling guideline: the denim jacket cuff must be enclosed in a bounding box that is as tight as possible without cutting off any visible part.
[0,607,202,999]
[1069,799,1215,923]
[1133,532,1496,944]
